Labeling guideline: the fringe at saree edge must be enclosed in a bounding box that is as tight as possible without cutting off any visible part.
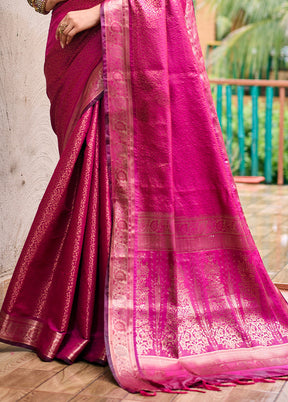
[138,369,288,396]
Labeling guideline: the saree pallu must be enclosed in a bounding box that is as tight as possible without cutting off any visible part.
[1,0,288,395]
[102,0,288,392]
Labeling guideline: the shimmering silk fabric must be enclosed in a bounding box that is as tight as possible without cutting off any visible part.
[102,0,288,393]
[2,0,288,394]
[0,0,110,363]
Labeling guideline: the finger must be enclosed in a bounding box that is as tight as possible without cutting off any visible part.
[57,26,69,48]
[56,26,64,40]
[63,25,73,38]
[56,19,68,40]
[60,32,67,48]
[65,27,78,46]
[59,25,74,48]
[56,24,63,40]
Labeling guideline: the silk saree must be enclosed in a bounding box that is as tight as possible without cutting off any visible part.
[1,0,288,394]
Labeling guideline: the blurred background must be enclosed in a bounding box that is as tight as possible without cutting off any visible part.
[196,0,288,185]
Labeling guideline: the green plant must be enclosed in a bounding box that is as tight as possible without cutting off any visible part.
[203,0,288,78]
[212,90,288,183]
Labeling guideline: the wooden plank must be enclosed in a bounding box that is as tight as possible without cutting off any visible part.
[73,396,122,402]
[0,348,35,377]
[173,386,234,401]
[19,356,66,372]
[278,87,286,185]
[20,390,72,402]
[274,282,288,291]
[79,368,128,399]
[234,176,265,184]
[277,379,288,402]
[0,387,28,402]
[37,361,105,394]
[0,368,56,390]
[225,388,279,401]
[123,391,175,401]
[210,78,288,88]
[251,86,259,176]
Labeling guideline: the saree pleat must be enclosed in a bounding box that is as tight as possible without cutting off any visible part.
[0,97,110,363]
[55,98,111,364]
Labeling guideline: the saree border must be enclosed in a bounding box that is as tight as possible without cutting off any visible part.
[101,0,147,392]
[0,310,64,360]
[139,342,288,378]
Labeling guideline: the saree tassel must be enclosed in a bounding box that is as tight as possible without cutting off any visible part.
[272,376,288,381]
[140,390,157,397]
[234,380,255,385]
[162,389,188,394]
[182,387,206,393]
[200,381,222,391]
[253,378,276,383]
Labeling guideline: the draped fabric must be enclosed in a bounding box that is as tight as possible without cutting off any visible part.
[1,0,288,395]
[0,0,109,364]
[102,0,288,393]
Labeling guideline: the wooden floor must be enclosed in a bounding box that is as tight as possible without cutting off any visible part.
[1,183,288,401]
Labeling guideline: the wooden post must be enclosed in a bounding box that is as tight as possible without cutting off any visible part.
[216,85,223,129]
[265,87,273,183]
[278,87,285,185]
[251,86,259,176]
[209,78,288,184]
[237,86,245,175]
[226,85,233,164]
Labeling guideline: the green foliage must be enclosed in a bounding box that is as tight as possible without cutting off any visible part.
[216,16,231,40]
[207,0,285,23]
[204,0,288,78]
[212,88,288,183]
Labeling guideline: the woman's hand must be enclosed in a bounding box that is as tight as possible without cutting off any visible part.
[56,6,101,48]
[45,0,66,13]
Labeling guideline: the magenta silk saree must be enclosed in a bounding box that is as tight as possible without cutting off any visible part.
[1,0,288,394]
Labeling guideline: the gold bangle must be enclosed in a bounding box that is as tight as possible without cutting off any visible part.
[27,0,49,15]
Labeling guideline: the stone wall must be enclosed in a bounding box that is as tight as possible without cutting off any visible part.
[0,1,58,302]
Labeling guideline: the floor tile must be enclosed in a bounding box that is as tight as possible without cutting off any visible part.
[0,349,37,377]
[276,380,288,401]
[80,368,128,399]
[123,391,175,401]
[0,386,28,401]
[21,390,73,401]
[72,397,123,402]
[224,388,278,401]
[0,367,56,389]
[173,387,234,401]
[19,356,66,372]
[37,361,105,394]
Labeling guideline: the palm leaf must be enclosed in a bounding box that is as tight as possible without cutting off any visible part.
[203,0,288,77]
